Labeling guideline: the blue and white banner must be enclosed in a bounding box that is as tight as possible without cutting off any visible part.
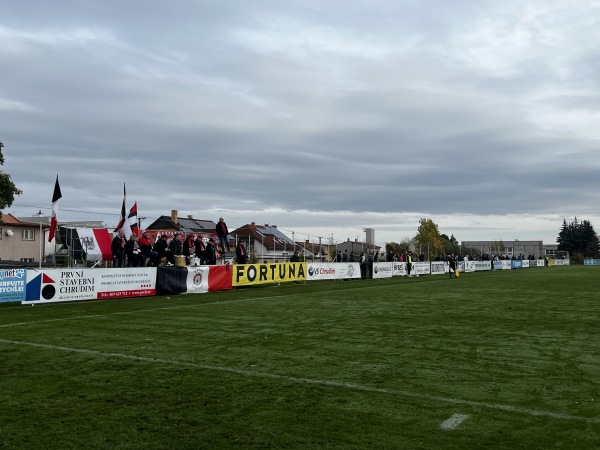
[0,268,27,303]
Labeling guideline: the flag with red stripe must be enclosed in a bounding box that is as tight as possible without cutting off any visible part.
[127,202,139,237]
[48,175,62,242]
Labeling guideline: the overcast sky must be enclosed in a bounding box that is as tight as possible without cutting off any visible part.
[2,0,600,246]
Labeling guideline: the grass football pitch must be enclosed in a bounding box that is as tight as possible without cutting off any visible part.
[1,266,600,449]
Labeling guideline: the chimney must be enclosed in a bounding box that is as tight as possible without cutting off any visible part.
[171,210,178,224]
[305,239,309,244]
[187,215,193,219]
[251,222,256,225]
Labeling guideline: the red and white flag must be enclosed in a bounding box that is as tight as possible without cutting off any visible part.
[48,175,62,242]
[126,202,139,237]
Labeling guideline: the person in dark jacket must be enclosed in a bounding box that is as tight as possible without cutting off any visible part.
[169,233,184,256]
[447,253,457,278]
[215,217,231,253]
[194,235,206,265]
[138,231,158,267]
[290,250,301,262]
[235,240,248,264]
[111,230,127,268]
[205,238,218,265]
[153,234,172,266]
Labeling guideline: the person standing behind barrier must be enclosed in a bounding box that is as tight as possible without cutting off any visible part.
[359,252,367,279]
[126,234,142,267]
[236,239,248,264]
[406,252,413,277]
[290,249,300,262]
[194,235,206,265]
[138,231,157,267]
[183,233,196,265]
[169,232,184,258]
[153,234,170,266]
[342,250,349,262]
[111,230,127,268]
[216,217,231,253]
[205,238,217,265]
[447,253,457,278]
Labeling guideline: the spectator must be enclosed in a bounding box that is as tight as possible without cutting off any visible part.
[126,234,142,267]
[205,238,218,265]
[359,252,367,279]
[153,234,171,266]
[236,239,249,264]
[169,232,184,257]
[183,233,196,265]
[194,235,206,265]
[111,230,127,268]
[138,231,157,267]
[290,249,300,262]
[341,249,348,262]
[216,217,231,253]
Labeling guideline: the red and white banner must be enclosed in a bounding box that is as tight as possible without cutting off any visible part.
[75,228,113,261]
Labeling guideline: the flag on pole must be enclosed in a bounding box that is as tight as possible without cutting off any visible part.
[126,202,139,237]
[114,183,131,239]
[48,175,62,242]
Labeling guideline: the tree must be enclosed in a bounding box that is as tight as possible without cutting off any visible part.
[414,218,445,259]
[0,141,22,220]
[557,217,600,261]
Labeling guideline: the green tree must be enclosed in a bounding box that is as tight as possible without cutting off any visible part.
[557,217,600,260]
[414,218,445,259]
[385,242,405,259]
[0,141,22,220]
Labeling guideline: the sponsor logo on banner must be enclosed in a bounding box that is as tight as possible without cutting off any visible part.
[372,262,393,279]
[23,268,157,304]
[186,267,209,293]
[306,263,361,281]
[413,262,431,276]
[392,262,406,276]
[233,263,306,286]
[430,262,446,275]
[0,268,27,303]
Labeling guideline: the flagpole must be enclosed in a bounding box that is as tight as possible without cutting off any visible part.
[37,210,43,269]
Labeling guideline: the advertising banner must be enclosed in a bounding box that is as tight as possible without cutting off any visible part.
[511,260,523,269]
[23,268,157,304]
[431,261,446,275]
[306,263,361,281]
[372,262,393,279]
[413,261,431,276]
[0,268,27,303]
[233,262,307,286]
[392,262,406,277]
[474,261,492,271]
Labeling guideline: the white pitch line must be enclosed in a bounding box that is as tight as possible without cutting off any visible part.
[1,338,599,425]
[440,413,469,430]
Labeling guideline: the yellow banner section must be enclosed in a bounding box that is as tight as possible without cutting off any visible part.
[233,263,307,286]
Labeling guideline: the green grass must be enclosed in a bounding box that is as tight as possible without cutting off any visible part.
[2,267,600,449]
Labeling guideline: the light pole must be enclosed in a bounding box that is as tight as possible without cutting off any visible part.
[36,210,44,269]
